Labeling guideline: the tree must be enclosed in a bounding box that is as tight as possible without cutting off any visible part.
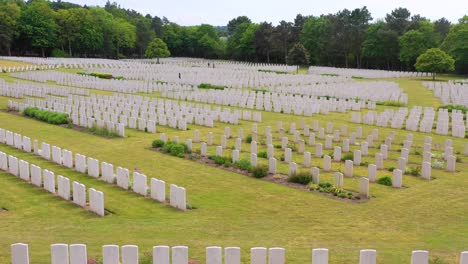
[399,21,438,69]
[441,16,468,74]
[287,43,309,70]
[415,48,455,80]
[361,21,399,69]
[301,16,328,65]
[18,0,58,57]
[0,1,20,55]
[145,38,170,63]
[273,20,294,63]
[136,17,155,58]
[227,16,251,36]
[434,18,451,40]
[254,22,274,63]
[348,6,373,68]
[111,18,136,58]
[385,8,411,35]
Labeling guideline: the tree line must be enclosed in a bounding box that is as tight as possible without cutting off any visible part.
[0,0,466,73]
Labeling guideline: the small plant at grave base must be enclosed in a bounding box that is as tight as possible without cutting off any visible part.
[432,159,444,169]
[273,174,282,180]
[361,161,369,166]
[414,150,422,156]
[456,156,463,163]
[288,173,313,185]
[189,154,200,161]
[162,141,188,157]
[377,176,392,186]
[429,257,449,264]
[280,154,285,161]
[88,126,120,138]
[287,144,297,152]
[341,153,354,162]
[338,192,347,199]
[152,139,165,148]
[208,155,230,166]
[139,252,153,264]
[274,144,282,149]
[257,151,268,159]
[252,165,268,178]
[223,160,232,167]
[233,159,253,172]
[245,135,253,143]
[387,167,396,172]
[405,166,421,176]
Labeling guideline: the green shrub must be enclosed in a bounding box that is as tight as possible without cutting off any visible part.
[88,126,120,138]
[245,135,253,143]
[50,48,69,58]
[320,73,339,77]
[377,176,392,186]
[338,192,347,198]
[405,166,421,176]
[233,159,252,171]
[252,165,268,178]
[258,69,288,74]
[274,144,282,149]
[341,153,354,162]
[162,141,188,157]
[152,139,165,148]
[287,144,297,152]
[209,155,230,166]
[438,104,468,113]
[376,101,406,107]
[23,107,70,125]
[387,166,396,172]
[318,182,332,188]
[257,151,268,159]
[198,83,225,90]
[288,173,313,185]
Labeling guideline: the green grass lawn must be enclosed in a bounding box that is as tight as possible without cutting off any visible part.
[0,71,468,263]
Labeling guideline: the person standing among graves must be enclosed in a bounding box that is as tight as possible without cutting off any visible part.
[178,73,181,79]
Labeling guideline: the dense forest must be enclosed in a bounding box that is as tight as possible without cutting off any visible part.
[0,0,466,73]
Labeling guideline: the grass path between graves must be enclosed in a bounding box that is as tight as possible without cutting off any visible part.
[1,73,468,263]
[0,59,33,69]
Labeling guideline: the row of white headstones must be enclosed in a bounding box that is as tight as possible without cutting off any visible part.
[0,127,187,212]
[9,243,468,264]
[0,149,104,216]
[0,79,90,98]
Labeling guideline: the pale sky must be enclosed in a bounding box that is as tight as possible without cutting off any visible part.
[67,0,467,26]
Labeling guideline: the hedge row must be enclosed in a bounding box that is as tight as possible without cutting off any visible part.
[23,107,70,125]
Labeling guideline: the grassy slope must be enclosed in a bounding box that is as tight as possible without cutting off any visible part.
[0,72,467,263]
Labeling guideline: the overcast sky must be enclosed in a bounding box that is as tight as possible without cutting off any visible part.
[66,0,467,26]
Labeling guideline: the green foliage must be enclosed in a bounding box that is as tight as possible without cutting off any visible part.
[23,107,70,125]
[251,165,268,178]
[245,135,253,144]
[258,69,288,74]
[287,43,310,66]
[437,104,468,113]
[405,166,421,176]
[288,173,313,185]
[50,48,69,58]
[377,176,392,186]
[198,83,225,90]
[162,141,188,157]
[399,21,438,67]
[88,126,120,138]
[209,155,231,166]
[18,0,58,56]
[257,151,268,159]
[376,101,406,107]
[415,48,455,79]
[441,16,468,74]
[341,153,354,162]
[233,159,252,171]
[145,38,170,61]
[152,139,165,148]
